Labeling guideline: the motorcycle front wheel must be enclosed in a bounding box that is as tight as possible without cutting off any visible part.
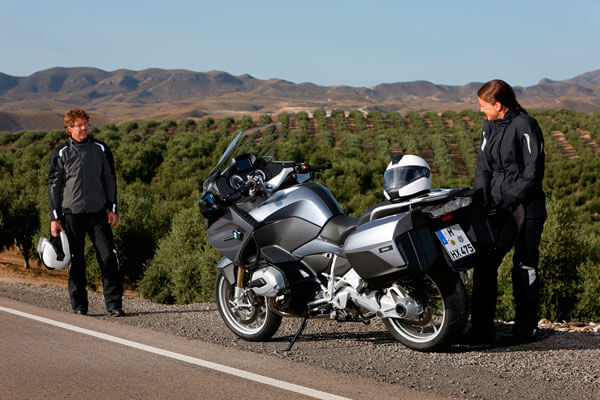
[383,269,467,351]
[215,271,282,341]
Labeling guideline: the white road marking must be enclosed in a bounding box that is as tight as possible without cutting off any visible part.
[0,305,350,400]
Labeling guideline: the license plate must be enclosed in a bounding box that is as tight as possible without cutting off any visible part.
[435,224,475,261]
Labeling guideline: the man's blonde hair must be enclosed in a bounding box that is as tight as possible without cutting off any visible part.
[64,109,89,129]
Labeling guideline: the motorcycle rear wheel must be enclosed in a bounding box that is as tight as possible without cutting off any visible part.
[215,271,282,341]
[383,270,467,351]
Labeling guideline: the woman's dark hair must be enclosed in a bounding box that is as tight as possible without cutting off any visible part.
[477,79,527,115]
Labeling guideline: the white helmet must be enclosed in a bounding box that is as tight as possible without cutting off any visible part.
[383,154,432,201]
[37,231,71,270]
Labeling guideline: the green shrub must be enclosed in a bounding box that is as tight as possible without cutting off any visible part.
[0,183,40,268]
[538,198,583,321]
[574,254,600,321]
[137,207,220,303]
[113,182,171,284]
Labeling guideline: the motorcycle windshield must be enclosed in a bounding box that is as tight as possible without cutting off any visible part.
[205,122,284,185]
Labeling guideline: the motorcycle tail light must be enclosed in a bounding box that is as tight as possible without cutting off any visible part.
[426,196,472,218]
[441,214,453,222]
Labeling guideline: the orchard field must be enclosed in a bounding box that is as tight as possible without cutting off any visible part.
[0,108,598,322]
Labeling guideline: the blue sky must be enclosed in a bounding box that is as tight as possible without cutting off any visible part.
[1,0,599,88]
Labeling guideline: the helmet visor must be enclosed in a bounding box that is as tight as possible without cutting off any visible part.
[384,166,431,189]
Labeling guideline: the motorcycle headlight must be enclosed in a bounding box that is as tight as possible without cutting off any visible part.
[425,196,472,218]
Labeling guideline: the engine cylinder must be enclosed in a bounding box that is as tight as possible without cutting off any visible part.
[250,266,287,297]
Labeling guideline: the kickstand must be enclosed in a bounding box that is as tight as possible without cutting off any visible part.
[284,316,308,352]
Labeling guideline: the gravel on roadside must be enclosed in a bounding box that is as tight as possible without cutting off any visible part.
[1,281,598,400]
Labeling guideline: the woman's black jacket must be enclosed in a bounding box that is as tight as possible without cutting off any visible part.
[474,108,546,219]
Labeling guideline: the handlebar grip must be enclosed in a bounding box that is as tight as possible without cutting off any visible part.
[312,163,332,170]
[296,163,332,173]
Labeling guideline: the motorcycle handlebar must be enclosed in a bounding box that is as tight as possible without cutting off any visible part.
[295,163,332,173]
[201,162,332,213]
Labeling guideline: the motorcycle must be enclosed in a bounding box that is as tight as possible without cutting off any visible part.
[199,123,521,351]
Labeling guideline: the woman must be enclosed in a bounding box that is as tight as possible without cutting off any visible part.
[468,79,546,344]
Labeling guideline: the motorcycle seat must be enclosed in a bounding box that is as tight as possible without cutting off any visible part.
[320,214,359,245]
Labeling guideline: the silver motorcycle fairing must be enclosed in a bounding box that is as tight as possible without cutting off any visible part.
[249,182,342,227]
[244,181,345,272]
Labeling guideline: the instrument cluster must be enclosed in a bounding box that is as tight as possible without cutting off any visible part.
[228,169,267,190]
[226,154,269,192]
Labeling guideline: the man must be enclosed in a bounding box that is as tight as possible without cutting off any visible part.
[48,109,124,316]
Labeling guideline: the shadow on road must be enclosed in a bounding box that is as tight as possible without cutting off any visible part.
[270,320,599,353]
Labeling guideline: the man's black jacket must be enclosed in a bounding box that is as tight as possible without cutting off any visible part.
[48,136,117,221]
[474,109,546,219]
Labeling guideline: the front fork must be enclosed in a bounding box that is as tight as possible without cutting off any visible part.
[234,266,246,299]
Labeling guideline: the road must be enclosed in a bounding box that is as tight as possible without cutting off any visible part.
[0,297,447,400]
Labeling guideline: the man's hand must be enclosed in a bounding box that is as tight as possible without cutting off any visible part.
[50,220,64,237]
[108,211,118,228]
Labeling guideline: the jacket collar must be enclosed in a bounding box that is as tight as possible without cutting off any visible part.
[69,136,91,146]
[492,108,519,128]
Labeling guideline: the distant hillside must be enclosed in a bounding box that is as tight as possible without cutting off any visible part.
[1,67,599,131]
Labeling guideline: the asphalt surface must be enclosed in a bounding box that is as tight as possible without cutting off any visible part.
[1,296,447,400]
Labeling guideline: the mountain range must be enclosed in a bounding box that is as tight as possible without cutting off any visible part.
[1,67,599,131]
